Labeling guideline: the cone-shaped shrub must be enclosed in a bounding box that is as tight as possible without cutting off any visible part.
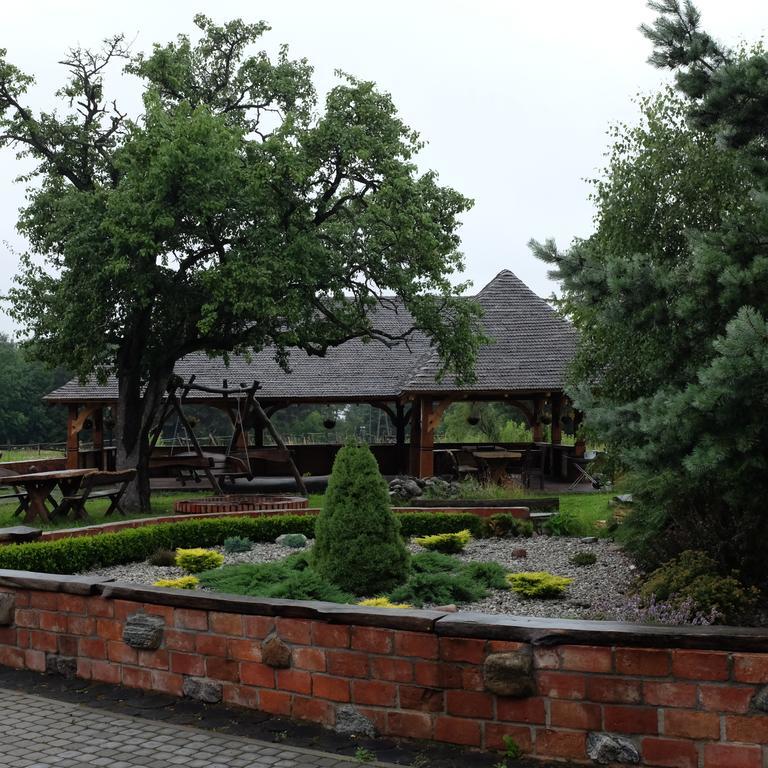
[313,443,410,595]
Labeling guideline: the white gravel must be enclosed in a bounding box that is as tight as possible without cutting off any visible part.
[82,535,635,620]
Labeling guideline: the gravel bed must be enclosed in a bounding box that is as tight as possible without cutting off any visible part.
[82,535,635,620]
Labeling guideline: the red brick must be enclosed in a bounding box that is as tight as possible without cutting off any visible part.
[244,615,274,639]
[107,641,137,665]
[370,657,414,682]
[0,647,25,668]
[703,743,761,768]
[222,683,260,709]
[434,716,482,746]
[387,711,433,740]
[312,675,350,702]
[395,632,439,659]
[351,626,393,655]
[733,653,768,683]
[487,640,524,654]
[58,595,87,614]
[355,706,388,734]
[537,672,586,700]
[209,612,244,636]
[699,684,754,713]
[174,608,208,631]
[57,635,78,656]
[671,650,728,681]
[14,609,38,628]
[150,670,183,696]
[78,637,106,660]
[122,666,153,690]
[549,700,602,730]
[29,592,59,611]
[326,651,369,678]
[170,652,205,677]
[293,647,325,672]
[644,682,697,708]
[39,612,67,633]
[113,600,140,620]
[86,599,114,618]
[138,649,169,670]
[94,618,122,641]
[0,627,17,645]
[462,667,485,692]
[445,690,494,719]
[496,697,547,724]
[559,645,612,673]
[227,638,262,663]
[413,661,442,687]
[142,604,175,624]
[240,662,275,688]
[398,685,443,712]
[90,660,121,685]
[484,723,533,753]
[615,648,671,677]
[725,715,768,743]
[292,695,335,725]
[436,663,464,688]
[586,676,643,704]
[15,629,28,649]
[24,649,46,672]
[259,689,292,716]
[641,737,698,768]
[196,634,228,657]
[163,629,196,652]
[535,729,586,760]
[276,669,312,695]
[439,637,486,664]
[312,624,350,649]
[77,658,92,679]
[534,648,560,670]
[28,630,57,653]
[352,680,397,707]
[604,705,659,735]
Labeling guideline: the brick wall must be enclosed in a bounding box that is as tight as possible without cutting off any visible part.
[0,573,767,766]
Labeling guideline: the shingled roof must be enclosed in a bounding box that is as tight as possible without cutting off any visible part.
[45,269,577,404]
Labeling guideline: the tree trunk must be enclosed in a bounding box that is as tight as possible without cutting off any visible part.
[114,365,171,513]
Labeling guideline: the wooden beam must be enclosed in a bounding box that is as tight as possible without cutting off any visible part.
[66,406,79,469]
[418,398,435,478]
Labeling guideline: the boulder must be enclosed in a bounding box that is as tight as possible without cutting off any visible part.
[334,705,376,737]
[123,613,165,650]
[261,633,292,668]
[483,647,535,698]
[182,677,222,704]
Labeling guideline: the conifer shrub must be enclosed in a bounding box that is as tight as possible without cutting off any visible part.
[153,576,199,590]
[357,597,414,609]
[313,443,410,595]
[482,514,534,538]
[388,571,486,607]
[462,560,509,590]
[507,572,572,599]
[148,548,177,566]
[412,529,471,554]
[570,551,597,566]
[176,548,225,574]
[410,551,463,574]
[223,536,252,553]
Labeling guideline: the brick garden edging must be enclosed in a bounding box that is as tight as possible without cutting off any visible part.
[173,495,308,515]
[1,570,767,766]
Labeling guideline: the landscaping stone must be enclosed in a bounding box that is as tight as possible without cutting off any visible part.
[260,632,292,668]
[123,612,164,650]
[434,603,458,613]
[483,647,535,697]
[580,536,598,544]
[388,476,424,500]
[182,677,223,704]
[511,548,528,559]
[586,733,640,764]
[334,705,376,737]
[45,654,77,679]
[0,593,15,625]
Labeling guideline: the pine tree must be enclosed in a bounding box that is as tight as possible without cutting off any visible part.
[313,444,410,596]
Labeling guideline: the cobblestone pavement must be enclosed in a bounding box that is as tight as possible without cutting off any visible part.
[0,688,386,768]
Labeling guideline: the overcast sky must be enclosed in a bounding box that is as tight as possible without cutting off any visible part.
[0,0,765,335]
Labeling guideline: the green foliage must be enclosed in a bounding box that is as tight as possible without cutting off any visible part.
[462,561,509,590]
[570,551,597,567]
[354,747,376,764]
[410,551,463,575]
[412,529,471,554]
[222,536,252,553]
[147,548,177,567]
[153,576,199,590]
[313,444,410,595]
[175,548,225,574]
[388,571,486,608]
[199,555,352,603]
[543,510,578,537]
[507,572,572,599]
[357,597,413,609]
[502,734,523,760]
[482,514,534,539]
[277,533,308,549]
[397,512,484,537]
[639,550,757,623]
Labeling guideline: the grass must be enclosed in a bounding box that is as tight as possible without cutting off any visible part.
[0,448,65,462]
[559,492,613,536]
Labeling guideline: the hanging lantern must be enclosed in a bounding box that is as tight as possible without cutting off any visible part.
[539,402,552,426]
[323,417,337,430]
[103,410,116,431]
[466,402,480,426]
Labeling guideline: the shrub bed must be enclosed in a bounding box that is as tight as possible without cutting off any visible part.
[0,512,483,574]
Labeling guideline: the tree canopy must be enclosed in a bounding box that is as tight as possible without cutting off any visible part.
[532,1,768,581]
[0,16,483,508]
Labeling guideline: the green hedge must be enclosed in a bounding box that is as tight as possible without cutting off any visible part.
[0,512,484,575]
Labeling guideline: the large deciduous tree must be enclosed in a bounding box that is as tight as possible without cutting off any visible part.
[0,16,482,510]
[531,1,768,583]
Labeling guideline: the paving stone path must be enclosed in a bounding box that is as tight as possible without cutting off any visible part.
[0,688,386,768]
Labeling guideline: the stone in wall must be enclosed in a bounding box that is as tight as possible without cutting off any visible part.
[182,677,223,704]
[335,705,376,738]
[483,646,535,698]
[261,632,291,668]
[123,613,164,650]
[586,733,640,764]
[45,654,77,679]
[0,593,15,626]
[753,685,768,712]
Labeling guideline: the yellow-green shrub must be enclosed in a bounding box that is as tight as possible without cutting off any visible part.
[413,529,471,554]
[507,571,572,599]
[357,597,413,609]
[175,548,224,574]
[153,576,199,590]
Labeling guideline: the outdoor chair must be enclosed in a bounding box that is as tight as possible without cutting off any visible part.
[567,450,606,490]
[58,469,137,519]
[0,468,30,518]
[453,450,482,481]
[521,448,545,490]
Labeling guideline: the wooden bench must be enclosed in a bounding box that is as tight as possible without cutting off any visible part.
[212,449,292,482]
[0,468,31,518]
[58,469,137,519]
[149,455,214,486]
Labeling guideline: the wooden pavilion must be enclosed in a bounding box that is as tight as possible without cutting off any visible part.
[45,270,580,481]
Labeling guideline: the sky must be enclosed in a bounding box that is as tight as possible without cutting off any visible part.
[0,0,766,335]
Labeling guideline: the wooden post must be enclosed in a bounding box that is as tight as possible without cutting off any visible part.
[66,406,79,469]
[418,398,435,478]
[409,400,421,476]
[532,398,544,443]
[92,407,104,469]
[394,401,406,473]
[550,393,562,445]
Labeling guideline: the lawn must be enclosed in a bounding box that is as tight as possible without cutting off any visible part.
[0,448,65,462]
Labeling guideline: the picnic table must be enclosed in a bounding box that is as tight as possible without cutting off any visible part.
[472,450,523,484]
[0,468,97,524]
